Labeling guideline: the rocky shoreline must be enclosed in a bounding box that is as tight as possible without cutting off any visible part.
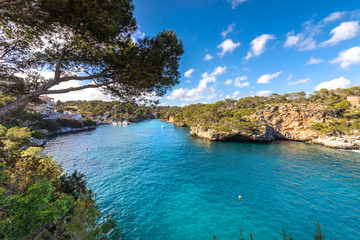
[30,125,98,147]
[164,105,360,150]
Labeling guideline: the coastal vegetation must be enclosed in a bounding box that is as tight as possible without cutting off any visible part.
[59,100,167,121]
[160,87,360,147]
[0,124,122,239]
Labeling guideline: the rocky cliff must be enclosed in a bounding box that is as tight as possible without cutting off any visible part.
[167,104,360,150]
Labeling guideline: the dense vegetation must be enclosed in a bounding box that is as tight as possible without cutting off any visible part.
[59,100,168,121]
[0,124,122,239]
[159,87,360,136]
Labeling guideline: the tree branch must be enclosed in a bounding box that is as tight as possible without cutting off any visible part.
[44,81,115,95]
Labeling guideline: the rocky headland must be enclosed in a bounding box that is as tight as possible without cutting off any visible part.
[164,104,360,150]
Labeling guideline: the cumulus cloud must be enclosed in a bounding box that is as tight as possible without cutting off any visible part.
[321,21,360,46]
[234,76,250,88]
[48,80,113,102]
[221,23,236,38]
[307,57,324,65]
[232,90,242,99]
[284,31,302,47]
[245,34,275,60]
[166,88,187,100]
[315,76,350,90]
[184,69,195,78]
[224,79,233,85]
[330,46,360,69]
[218,39,241,57]
[228,0,247,9]
[257,71,282,84]
[255,90,273,96]
[288,78,310,86]
[204,54,214,61]
[284,11,360,51]
[166,66,227,101]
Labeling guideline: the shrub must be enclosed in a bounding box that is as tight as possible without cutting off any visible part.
[33,119,60,132]
[31,130,46,139]
[56,118,83,128]
[83,119,97,127]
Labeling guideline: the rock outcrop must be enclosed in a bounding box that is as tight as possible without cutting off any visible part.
[166,104,360,150]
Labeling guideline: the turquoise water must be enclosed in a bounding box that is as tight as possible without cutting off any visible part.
[44,121,360,240]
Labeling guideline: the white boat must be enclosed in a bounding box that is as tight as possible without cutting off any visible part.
[121,120,131,125]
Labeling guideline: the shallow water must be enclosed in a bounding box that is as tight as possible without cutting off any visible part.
[44,120,360,240]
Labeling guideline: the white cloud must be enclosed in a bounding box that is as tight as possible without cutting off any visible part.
[307,57,324,65]
[48,80,113,102]
[321,21,360,46]
[131,28,145,43]
[284,32,302,47]
[330,46,360,69]
[234,76,250,88]
[232,90,242,99]
[207,88,217,100]
[224,79,233,85]
[166,66,226,101]
[283,11,359,51]
[288,78,310,86]
[185,80,191,83]
[204,54,214,61]
[166,88,187,100]
[297,37,317,50]
[226,95,231,99]
[257,71,282,84]
[221,23,236,38]
[287,74,293,81]
[322,11,346,23]
[228,0,247,9]
[255,90,273,96]
[315,76,350,91]
[218,39,241,57]
[184,69,195,78]
[245,34,275,60]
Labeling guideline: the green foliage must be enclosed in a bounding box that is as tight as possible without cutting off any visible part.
[64,194,122,240]
[334,100,350,110]
[56,118,83,128]
[33,119,60,132]
[0,127,122,238]
[0,0,183,116]
[4,126,32,149]
[32,130,46,139]
[0,180,73,239]
[83,119,97,127]
[59,171,88,201]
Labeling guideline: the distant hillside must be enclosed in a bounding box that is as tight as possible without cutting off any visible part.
[59,100,168,121]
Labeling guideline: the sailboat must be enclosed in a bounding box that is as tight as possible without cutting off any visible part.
[121,109,131,125]
[112,105,119,125]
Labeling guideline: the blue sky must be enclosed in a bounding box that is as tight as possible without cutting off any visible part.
[131,0,360,106]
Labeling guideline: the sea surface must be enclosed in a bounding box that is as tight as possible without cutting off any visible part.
[44,120,360,240]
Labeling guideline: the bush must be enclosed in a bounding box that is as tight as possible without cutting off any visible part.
[56,118,83,128]
[31,130,46,139]
[33,119,60,132]
[83,119,97,127]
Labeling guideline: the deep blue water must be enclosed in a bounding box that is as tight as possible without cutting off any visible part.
[44,120,360,240]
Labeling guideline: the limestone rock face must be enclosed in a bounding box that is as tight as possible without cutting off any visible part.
[253,105,324,141]
[190,124,275,142]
